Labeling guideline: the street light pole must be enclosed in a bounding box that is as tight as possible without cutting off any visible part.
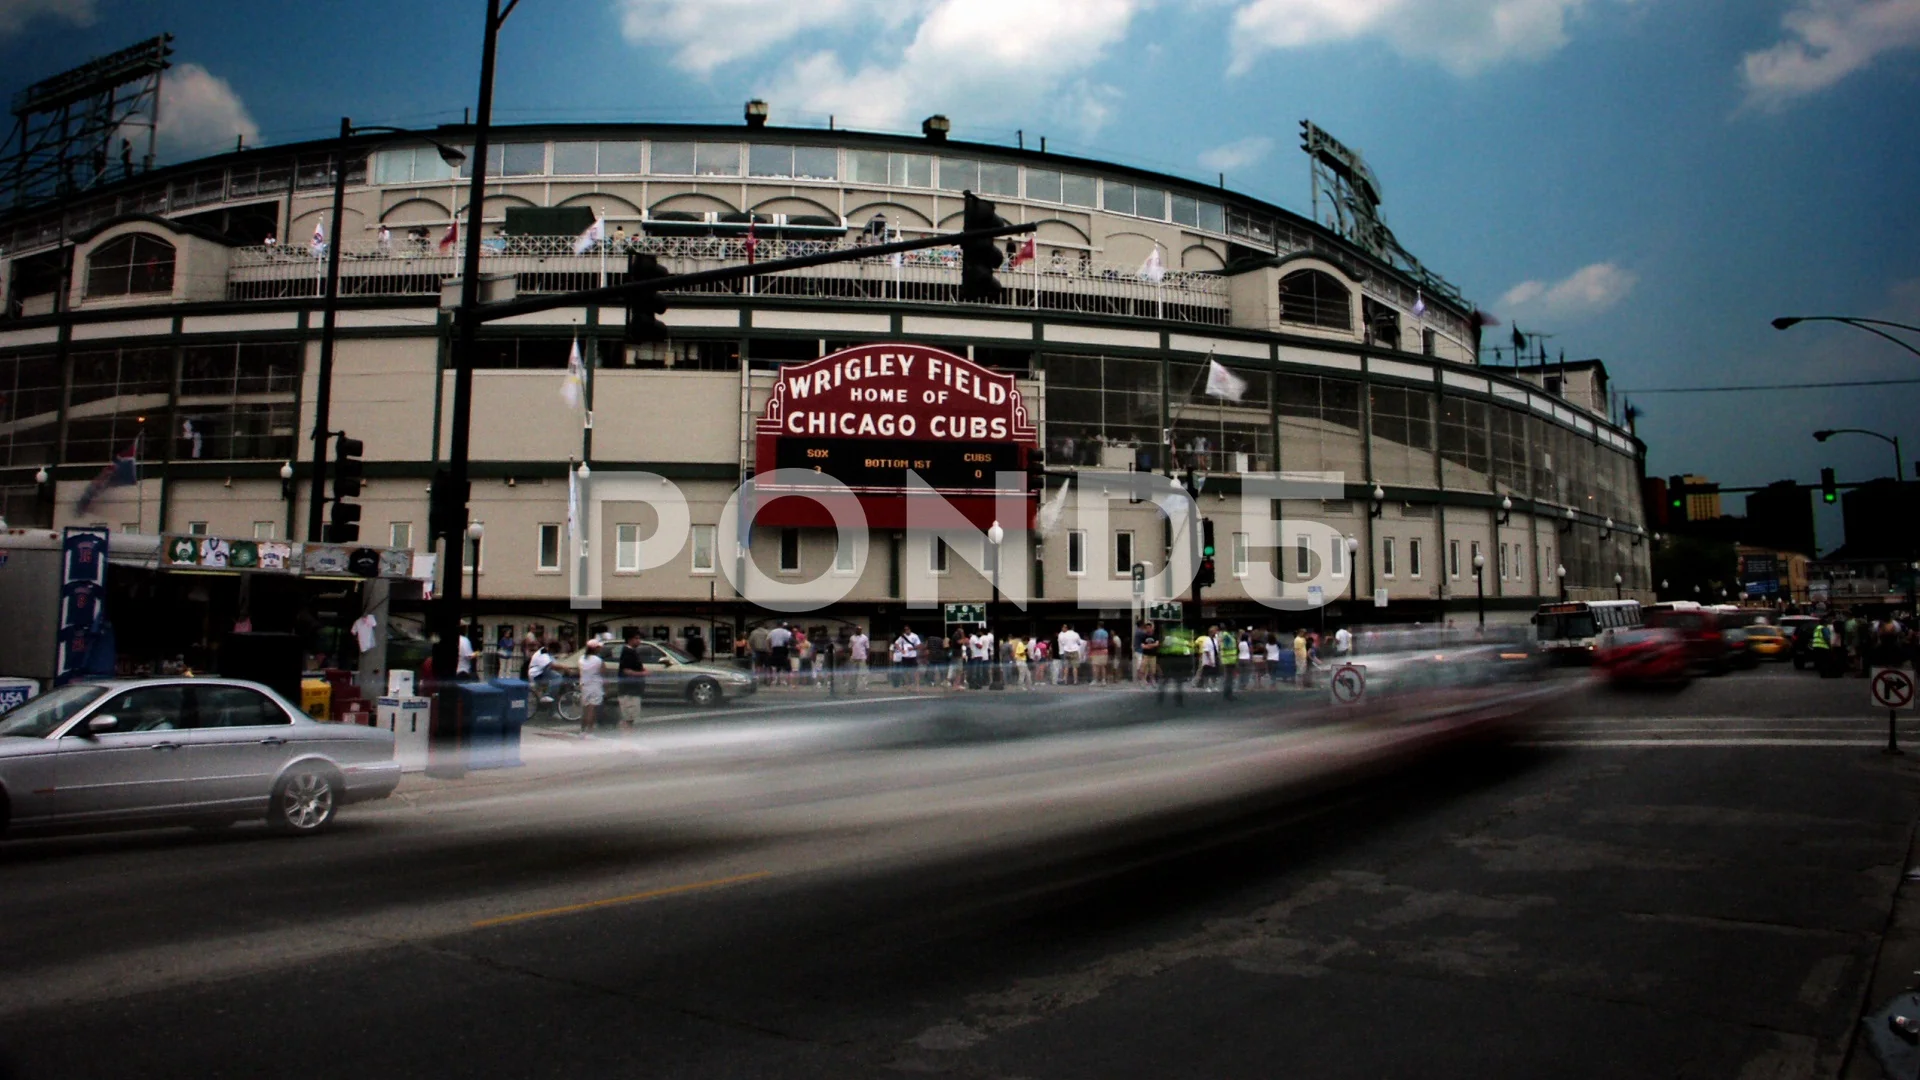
[1614,571,1623,600]
[987,520,1004,690]
[1556,563,1568,601]
[1773,316,1920,362]
[1813,428,1903,481]
[306,116,352,543]
[428,0,511,779]
[1472,551,1485,628]
[305,121,465,545]
[1346,535,1360,607]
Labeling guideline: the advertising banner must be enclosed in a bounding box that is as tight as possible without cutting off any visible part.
[54,527,112,686]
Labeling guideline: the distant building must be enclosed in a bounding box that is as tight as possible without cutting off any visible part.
[1678,474,1721,522]
[1742,480,1816,556]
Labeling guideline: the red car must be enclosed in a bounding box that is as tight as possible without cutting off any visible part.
[1594,627,1691,687]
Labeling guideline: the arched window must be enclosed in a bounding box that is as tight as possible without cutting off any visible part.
[85,234,175,298]
[1278,268,1350,330]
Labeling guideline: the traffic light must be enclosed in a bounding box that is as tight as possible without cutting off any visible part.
[1821,467,1837,504]
[625,253,671,344]
[1025,446,1046,495]
[958,191,1005,303]
[325,434,363,542]
[1196,517,1216,587]
[428,468,470,544]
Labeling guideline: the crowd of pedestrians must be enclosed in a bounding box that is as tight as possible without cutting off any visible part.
[1806,610,1919,677]
[729,618,1356,698]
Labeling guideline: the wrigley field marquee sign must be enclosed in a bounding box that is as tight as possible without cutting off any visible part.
[754,343,1037,528]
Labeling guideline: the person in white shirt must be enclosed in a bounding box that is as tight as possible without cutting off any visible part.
[577,640,607,735]
[1335,626,1353,656]
[456,629,476,678]
[967,627,995,689]
[1056,625,1084,685]
[1197,630,1218,690]
[848,630,870,692]
[1264,636,1283,687]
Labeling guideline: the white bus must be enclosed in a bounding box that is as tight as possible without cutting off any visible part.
[1534,599,1643,659]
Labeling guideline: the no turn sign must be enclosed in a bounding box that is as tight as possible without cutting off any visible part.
[1331,663,1367,705]
[1871,668,1916,710]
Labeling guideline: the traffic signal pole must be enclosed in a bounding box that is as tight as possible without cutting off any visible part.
[468,220,1038,327]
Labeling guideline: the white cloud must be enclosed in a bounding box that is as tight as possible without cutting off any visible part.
[1227,0,1616,76]
[0,0,95,38]
[1499,261,1636,319]
[155,64,260,162]
[1739,0,1920,111]
[617,0,1148,135]
[1198,135,1274,172]
[614,0,914,74]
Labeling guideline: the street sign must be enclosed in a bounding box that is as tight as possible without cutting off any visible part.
[1373,587,1389,608]
[1131,561,1146,597]
[1330,663,1367,704]
[943,602,986,625]
[1872,668,1916,710]
[1148,601,1183,622]
[1307,585,1325,607]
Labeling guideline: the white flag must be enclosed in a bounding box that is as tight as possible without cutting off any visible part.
[1140,246,1165,284]
[1036,477,1072,537]
[560,337,585,409]
[573,214,605,255]
[309,219,326,259]
[1204,357,1247,402]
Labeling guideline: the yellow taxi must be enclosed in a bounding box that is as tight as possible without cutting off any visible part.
[1744,624,1789,660]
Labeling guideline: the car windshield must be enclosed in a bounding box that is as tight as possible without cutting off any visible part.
[0,685,107,737]
[653,641,692,664]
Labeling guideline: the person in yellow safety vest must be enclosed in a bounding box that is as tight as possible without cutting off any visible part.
[1217,627,1237,700]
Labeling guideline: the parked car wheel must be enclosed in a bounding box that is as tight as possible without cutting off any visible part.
[687,678,722,708]
[268,765,340,834]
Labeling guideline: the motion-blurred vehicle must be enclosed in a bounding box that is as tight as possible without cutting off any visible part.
[1593,627,1690,686]
[1533,599,1643,662]
[1723,626,1756,669]
[0,678,398,837]
[1645,603,1734,674]
[551,639,756,708]
[1743,624,1789,661]
[1778,615,1819,669]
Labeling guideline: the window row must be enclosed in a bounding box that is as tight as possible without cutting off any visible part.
[382,139,1230,230]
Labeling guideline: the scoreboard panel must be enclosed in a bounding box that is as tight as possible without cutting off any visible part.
[773,438,1021,490]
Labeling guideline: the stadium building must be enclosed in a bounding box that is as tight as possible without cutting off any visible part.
[0,103,1652,661]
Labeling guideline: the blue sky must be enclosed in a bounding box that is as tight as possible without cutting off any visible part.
[5,0,1920,545]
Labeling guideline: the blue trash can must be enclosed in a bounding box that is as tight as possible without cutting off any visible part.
[490,678,529,768]
[456,682,507,770]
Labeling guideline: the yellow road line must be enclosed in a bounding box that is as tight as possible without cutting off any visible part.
[470,871,773,929]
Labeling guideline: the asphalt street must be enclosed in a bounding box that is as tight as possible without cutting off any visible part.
[3,663,1918,1078]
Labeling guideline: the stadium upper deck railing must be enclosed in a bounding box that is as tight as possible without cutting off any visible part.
[225,235,1233,326]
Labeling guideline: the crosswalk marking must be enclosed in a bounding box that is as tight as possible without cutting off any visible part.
[1522,714,1910,749]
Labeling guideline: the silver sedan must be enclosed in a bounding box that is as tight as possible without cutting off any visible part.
[0,678,400,838]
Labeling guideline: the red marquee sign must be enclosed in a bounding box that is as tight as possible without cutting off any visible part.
[753,343,1038,528]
